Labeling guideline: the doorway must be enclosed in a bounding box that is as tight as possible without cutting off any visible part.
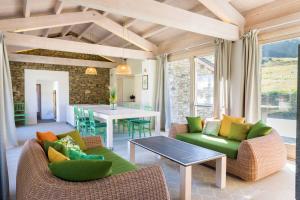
[53,90,57,120]
[24,69,69,124]
[36,84,41,120]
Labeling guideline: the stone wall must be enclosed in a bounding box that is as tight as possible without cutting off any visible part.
[167,59,191,123]
[10,61,110,104]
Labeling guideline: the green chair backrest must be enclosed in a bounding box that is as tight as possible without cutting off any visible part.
[74,106,80,120]
[14,102,25,112]
[79,107,86,120]
[88,109,95,124]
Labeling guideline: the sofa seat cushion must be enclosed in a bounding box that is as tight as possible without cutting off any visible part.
[84,147,137,175]
[175,133,241,159]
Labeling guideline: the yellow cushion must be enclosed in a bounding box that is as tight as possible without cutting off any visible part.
[48,147,69,163]
[219,114,245,137]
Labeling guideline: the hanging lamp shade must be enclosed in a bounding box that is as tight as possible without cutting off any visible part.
[85,67,97,75]
[116,62,132,75]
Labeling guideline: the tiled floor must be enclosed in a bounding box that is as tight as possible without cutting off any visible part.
[7,122,295,200]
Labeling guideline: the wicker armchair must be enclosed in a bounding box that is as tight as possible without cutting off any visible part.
[169,123,287,181]
[17,136,170,200]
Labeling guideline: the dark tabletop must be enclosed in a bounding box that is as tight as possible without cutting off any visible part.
[130,136,225,166]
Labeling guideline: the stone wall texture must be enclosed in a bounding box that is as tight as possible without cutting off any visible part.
[10,61,110,104]
[167,59,191,123]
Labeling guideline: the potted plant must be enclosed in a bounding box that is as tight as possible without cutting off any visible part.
[109,87,117,110]
[130,94,136,102]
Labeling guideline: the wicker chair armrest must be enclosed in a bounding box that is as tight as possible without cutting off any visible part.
[82,136,104,149]
[237,130,287,181]
[168,123,188,138]
[19,165,170,200]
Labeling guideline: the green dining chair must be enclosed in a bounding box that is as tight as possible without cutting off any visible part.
[129,105,152,139]
[88,109,107,142]
[14,102,28,125]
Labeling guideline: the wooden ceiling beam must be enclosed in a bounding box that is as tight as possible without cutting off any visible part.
[197,0,245,28]
[64,0,239,40]
[8,53,117,68]
[92,14,157,52]
[23,0,31,17]
[0,11,96,32]
[0,11,157,52]
[54,1,64,14]
[4,32,154,59]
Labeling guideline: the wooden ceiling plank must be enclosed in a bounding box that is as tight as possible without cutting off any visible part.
[8,53,117,68]
[61,25,73,37]
[97,34,115,44]
[142,26,169,38]
[4,32,154,59]
[63,0,239,40]
[246,10,300,32]
[78,23,94,39]
[197,0,245,27]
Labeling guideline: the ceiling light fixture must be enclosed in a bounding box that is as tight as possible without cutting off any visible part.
[116,59,132,75]
[85,67,97,75]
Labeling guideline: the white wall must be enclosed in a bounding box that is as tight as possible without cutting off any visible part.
[141,59,157,108]
[110,59,157,107]
[24,69,69,124]
[37,80,55,120]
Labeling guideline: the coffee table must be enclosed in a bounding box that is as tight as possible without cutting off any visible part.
[129,136,226,200]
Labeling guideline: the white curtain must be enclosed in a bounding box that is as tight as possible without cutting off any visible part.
[154,54,171,130]
[242,30,261,122]
[0,32,18,199]
[213,39,233,118]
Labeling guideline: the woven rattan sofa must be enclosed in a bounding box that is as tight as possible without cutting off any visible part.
[169,123,287,181]
[17,136,170,200]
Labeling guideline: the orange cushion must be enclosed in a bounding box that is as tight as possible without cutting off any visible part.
[36,131,58,142]
[219,114,245,137]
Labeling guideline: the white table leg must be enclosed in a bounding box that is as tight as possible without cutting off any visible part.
[154,114,161,136]
[106,118,113,149]
[216,156,226,189]
[129,142,135,163]
[180,165,192,200]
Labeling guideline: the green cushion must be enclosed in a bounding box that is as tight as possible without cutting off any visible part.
[84,147,137,175]
[227,122,251,141]
[68,149,104,160]
[57,135,81,152]
[48,160,112,181]
[247,120,272,139]
[57,130,87,150]
[176,133,240,159]
[43,141,68,156]
[186,116,203,133]
[202,120,221,136]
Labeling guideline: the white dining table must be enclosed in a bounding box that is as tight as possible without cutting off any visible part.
[81,105,161,149]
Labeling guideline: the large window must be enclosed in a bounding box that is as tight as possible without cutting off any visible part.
[261,38,300,138]
[194,55,214,118]
[167,59,191,123]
